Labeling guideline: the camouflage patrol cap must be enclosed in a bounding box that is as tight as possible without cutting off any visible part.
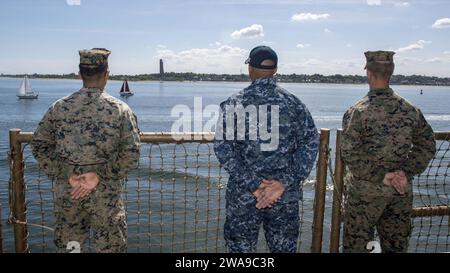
[79,48,111,67]
[364,51,395,69]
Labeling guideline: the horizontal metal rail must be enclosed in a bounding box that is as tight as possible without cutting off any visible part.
[412,206,450,218]
[11,130,216,144]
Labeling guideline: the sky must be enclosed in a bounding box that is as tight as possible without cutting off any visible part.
[0,0,449,76]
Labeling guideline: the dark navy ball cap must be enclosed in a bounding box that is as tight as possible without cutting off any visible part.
[245,45,278,69]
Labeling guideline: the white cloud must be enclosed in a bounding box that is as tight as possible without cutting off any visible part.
[346,43,353,48]
[280,58,364,75]
[397,56,449,65]
[66,0,81,6]
[324,28,332,33]
[209,41,222,47]
[444,51,450,55]
[296,43,311,49]
[366,1,410,7]
[367,0,409,7]
[304,59,324,66]
[432,18,450,29]
[394,2,410,7]
[280,55,450,77]
[277,54,450,76]
[394,56,450,76]
[291,13,330,22]
[231,24,264,39]
[396,56,422,65]
[331,59,361,67]
[397,40,432,53]
[424,58,443,64]
[154,45,248,74]
[367,0,381,6]
[0,58,75,74]
[157,45,246,60]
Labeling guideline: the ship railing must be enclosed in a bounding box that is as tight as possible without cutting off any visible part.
[329,131,450,253]
[2,129,449,253]
[3,129,331,253]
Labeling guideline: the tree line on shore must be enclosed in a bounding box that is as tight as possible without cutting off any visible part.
[2,72,450,86]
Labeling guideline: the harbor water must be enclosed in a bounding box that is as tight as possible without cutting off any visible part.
[0,77,449,252]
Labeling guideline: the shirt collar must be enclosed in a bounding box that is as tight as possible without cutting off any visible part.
[80,87,103,94]
[250,77,277,87]
[367,87,394,97]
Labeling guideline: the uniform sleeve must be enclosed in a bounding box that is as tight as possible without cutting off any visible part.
[402,110,436,178]
[291,103,319,183]
[340,109,378,177]
[112,108,141,180]
[31,107,60,180]
[213,101,263,193]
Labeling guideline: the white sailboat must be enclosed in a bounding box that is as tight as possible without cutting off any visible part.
[17,75,38,99]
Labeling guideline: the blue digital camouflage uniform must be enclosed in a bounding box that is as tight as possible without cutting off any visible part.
[31,49,141,253]
[214,77,319,253]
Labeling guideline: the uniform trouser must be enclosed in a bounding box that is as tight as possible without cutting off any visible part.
[224,192,299,253]
[54,182,127,253]
[342,190,413,253]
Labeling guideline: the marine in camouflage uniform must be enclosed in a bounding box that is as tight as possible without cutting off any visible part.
[341,51,436,253]
[31,48,140,253]
[214,46,319,253]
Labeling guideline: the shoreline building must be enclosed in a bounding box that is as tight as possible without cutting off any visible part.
[159,59,164,81]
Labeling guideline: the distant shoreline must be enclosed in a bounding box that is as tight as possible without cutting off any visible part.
[1,73,450,86]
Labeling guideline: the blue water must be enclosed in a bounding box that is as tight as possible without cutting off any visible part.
[0,77,449,253]
[1,78,449,144]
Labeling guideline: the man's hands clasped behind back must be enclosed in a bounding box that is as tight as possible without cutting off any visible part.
[69,172,100,200]
[252,169,409,210]
[383,170,408,195]
[253,179,286,209]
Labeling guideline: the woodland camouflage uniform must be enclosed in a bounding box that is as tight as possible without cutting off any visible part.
[31,48,140,253]
[341,51,436,253]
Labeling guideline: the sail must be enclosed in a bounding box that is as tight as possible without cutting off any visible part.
[24,76,32,94]
[119,80,133,96]
[18,77,27,96]
[17,75,38,98]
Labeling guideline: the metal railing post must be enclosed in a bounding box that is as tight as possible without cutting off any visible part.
[9,129,29,253]
[330,129,345,253]
[311,129,330,253]
[0,197,3,253]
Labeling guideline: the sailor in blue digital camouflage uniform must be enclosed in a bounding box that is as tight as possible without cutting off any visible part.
[214,46,319,253]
